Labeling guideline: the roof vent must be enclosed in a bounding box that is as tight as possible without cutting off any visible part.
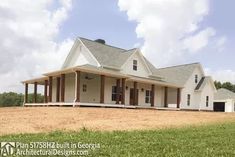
[94,39,106,44]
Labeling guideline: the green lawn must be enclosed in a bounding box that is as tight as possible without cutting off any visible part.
[0,122,234,157]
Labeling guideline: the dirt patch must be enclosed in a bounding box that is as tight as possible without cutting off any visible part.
[0,107,234,135]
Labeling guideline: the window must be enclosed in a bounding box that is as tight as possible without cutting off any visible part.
[145,90,151,103]
[112,86,122,101]
[82,84,87,92]
[206,96,209,107]
[195,75,198,83]
[187,94,191,106]
[133,60,138,71]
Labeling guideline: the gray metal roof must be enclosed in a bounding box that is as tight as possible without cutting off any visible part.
[215,88,235,100]
[152,63,200,86]
[80,38,135,69]
[79,38,203,87]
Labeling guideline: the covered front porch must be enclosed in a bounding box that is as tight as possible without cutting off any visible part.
[23,65,182,110]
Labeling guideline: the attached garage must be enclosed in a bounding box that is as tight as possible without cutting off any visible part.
[214,88,235,112]
[213,102,225,112]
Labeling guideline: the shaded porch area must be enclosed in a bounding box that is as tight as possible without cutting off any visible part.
[22,65,183,109]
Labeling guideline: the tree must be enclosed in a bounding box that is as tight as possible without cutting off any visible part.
[0,92,44,107]
[214,81,222,89]
[214,81,235,92]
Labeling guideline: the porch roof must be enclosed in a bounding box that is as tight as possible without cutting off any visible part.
[22,64,182,88]
[127,75,183,88]
[21,76,48,85]
[44,64,129,78]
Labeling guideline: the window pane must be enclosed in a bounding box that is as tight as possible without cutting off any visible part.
[133,60,137,65]
[112,94,116,101]
[195,75,198,83]
[133,65,137,71]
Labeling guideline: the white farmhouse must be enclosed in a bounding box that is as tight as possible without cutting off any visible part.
[22,37,228,112]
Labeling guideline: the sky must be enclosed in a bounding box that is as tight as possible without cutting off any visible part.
[0,0,235,93]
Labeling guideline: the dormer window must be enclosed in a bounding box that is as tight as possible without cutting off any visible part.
[195,75,198,83]
[133,60,137,71]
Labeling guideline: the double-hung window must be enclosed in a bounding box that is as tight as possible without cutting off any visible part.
[145,90,151,103]
[133,60,138,71]
[206,96,209,107]
[187,94,191,106]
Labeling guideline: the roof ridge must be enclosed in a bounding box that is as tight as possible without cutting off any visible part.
[79,37,127,51]
[157,62,200,70]
[125,48,138,52]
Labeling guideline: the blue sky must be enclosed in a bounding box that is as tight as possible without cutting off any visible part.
[58,0,140,49]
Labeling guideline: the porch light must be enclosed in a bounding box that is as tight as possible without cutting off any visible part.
[126,86,128,90]
[141,88,144,92]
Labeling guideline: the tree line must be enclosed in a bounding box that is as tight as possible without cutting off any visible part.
[0,81,234,107]
[0,92,44,107]
[214,81,235,92]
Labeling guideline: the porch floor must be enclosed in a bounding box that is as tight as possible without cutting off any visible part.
[24,103,180,110]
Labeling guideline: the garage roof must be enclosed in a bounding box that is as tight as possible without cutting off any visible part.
[215,88,235,100]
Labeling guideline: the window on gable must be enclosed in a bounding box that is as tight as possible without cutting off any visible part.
[187,94,191,106]
[145,90,152,103]
[133,60,138,71]
[111,86,122,101]
[206,96,209,107]
[195,75,198,83]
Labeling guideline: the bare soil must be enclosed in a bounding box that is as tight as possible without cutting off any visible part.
[0,107,234,136]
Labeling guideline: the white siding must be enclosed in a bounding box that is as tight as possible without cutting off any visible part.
[156,86,164,107]
[225,99,235,112]
[63,42,99,68]
[121,52,150,77]
[181,67,203,110]
[80,73,100,103]
[64,74,75,102]
[199,81,214,111]
[167,88,177,108]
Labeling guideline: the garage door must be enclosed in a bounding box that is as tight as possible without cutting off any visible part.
[213,102,225,112]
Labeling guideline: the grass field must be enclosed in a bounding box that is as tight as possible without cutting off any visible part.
[1,122,234,157]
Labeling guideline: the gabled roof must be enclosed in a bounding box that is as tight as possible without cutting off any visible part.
[152,63,201,86]
[215,88,235,100]
[195,77,205,90]
[194,76,216,91]
[60,37,210,87]
[79,37,134,69]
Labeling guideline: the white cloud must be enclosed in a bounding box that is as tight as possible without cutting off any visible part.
[183,27,216,53]
[0,0,74,93]
[118,0,218,67]
[205,68,235,83]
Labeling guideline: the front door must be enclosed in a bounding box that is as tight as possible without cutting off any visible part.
[130,88,138,106]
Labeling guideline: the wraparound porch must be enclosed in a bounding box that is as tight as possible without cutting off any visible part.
[22,65,183,109]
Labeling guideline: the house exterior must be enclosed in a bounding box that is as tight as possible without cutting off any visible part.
[214,88,235,112]
[22,37,217,111]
